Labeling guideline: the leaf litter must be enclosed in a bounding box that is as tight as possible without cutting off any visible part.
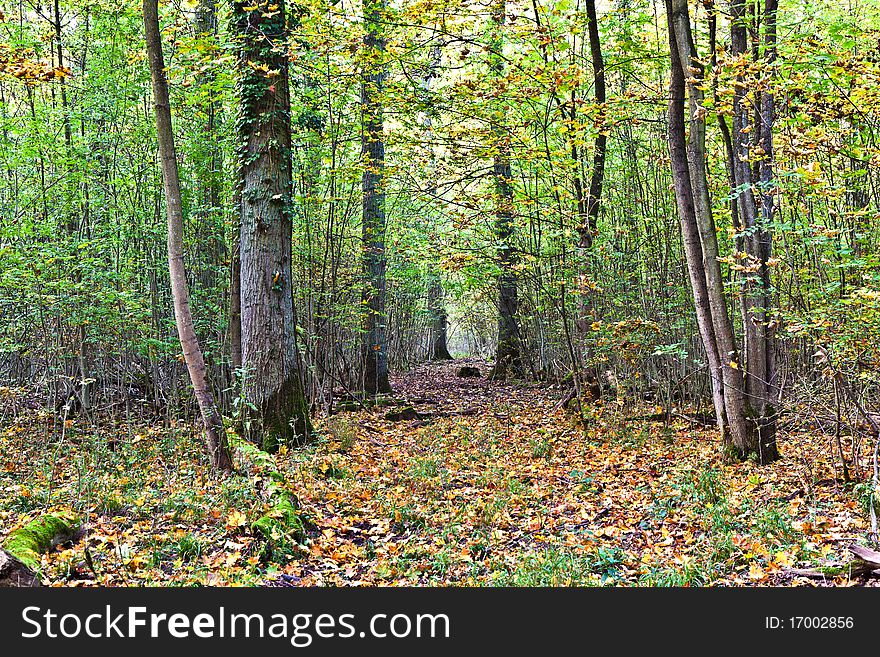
[0,360,875,587]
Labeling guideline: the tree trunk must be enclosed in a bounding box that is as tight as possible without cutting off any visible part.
[572,0,607,397]
[490,0,523,379]
[667,0,764,460]
[428,278,453,360]
[672,0,751,451]
[730,0,780,463]
[144,0,232,471]
[420,42,454,362]
[665,6,729,443]
[756,0,779,462]
[233,0,312,450]
[0,550,39,587]
[581,0,606,250]
[361,0,392,395]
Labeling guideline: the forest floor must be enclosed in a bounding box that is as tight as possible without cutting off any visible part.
[0,360,876,586]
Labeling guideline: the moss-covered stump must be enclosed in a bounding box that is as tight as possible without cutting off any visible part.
[252,492,306,545]
[228,433,309,554]
[0,510,81,587]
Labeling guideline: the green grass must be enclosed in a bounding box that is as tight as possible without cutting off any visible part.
[485,546,629,586]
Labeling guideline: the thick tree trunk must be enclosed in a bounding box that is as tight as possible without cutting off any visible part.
[361,0,392,395]
[144,0,232,471]
[489,0,522,379]
[233,0,312,450]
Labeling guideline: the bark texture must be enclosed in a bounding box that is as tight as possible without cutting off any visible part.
[666,0,773,462]
[233,0,312,450]
[730,0,780,463]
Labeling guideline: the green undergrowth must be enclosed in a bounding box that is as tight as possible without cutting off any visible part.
[0,410,869,587]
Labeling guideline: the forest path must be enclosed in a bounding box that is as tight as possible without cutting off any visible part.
[380,358,562,424]
[263,361,866,587]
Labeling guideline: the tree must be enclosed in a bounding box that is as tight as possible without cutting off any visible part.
[489,0,522,379]
[665,0,744,459]
[428,276,453,360]
[232,0,312,450]
[575,0,607,400]
[729,0,780,463]
[143,0,232,471]
[575,0,606,256]
[420,40,453,362]
[360,0,393,394]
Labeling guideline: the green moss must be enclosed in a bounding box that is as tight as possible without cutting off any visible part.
[2,511,80,572]
[261,430,281,455]
[814,561,873,578]
[229,433,307,550]
[252,493,306,544]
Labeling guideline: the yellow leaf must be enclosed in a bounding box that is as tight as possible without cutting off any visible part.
[225,510,247,530]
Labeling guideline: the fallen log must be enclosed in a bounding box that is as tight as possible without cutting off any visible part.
[0,551,39,587]
[0,510,81,587]
[785,544,880,579]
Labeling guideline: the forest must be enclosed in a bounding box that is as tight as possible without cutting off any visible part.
[1,0,880,588]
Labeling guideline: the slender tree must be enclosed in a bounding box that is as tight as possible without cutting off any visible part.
[666,0,755,460]
[428,277,453,360]
[419,40,454,362]
[730,0,780,462]
[574,0,607,399]
[576,0,606,254]
[232,0,312,449]
[143,0,232,471]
